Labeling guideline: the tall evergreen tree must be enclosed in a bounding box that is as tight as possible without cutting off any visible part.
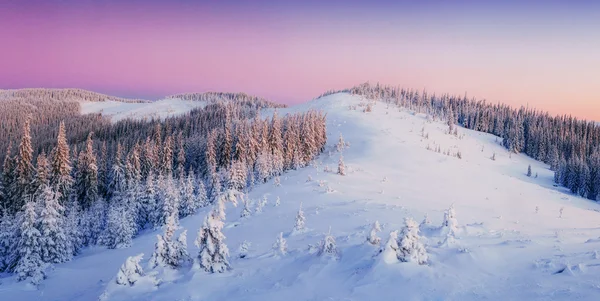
[50,121,73,206]
[37,185,70,264]
[12,118,35,213]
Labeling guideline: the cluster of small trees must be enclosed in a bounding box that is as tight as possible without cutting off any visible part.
[320,82,600,201]
[0,93,327,284]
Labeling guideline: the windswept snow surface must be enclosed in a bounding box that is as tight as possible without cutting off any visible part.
[5,93,600,300]
[80,98,206,122]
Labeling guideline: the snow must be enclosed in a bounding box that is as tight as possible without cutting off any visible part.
[4,92,600,300]
[80,98,206,123]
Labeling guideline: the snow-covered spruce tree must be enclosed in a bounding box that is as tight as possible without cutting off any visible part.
[1,141,15,211]
[440,204,459,237]
[527,164,532,177]
[195,206,230,273]
[293,202,306,233]
[81,197,106,246]
[274,176,281,187]
[179,171,196,218]
[227,160,247,192]
[160,135,174,177]
[0,209,16,272]
[397,217,428,265]
[11,118,35,213]
[37,185,70,264]
[336,133,345,152]
[380,230,400,264]
[318,228,338,258]
[255,152,272,183]
[139,171,158,230]
[240,196,252,218]
[272,232,287,256]
[367,221,382,245]
[50,121,73,207]
[65,200,83,256]
[255,195,267,214]
[274,196,281,207]
[196,180,208,209]
[149,215,189,269]
[14,201,45,284]
[103,200,136,249]
[238,241,250,259]
[116,253,144,286]
[337,154,346,176]
[159,175,180,227]
[75,133,98,210]
[33,152,51,197]
[268,111,284,176]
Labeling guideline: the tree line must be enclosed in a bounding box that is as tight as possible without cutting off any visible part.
[318,82,600,201]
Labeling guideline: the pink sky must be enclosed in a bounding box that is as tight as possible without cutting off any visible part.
[1,1,599,120]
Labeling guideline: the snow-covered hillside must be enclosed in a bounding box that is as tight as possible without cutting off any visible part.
[5,93,600,300]
[80,98,206,122]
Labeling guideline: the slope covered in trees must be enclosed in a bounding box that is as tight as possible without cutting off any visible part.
[317,82,600,202]
[0,89,324,284]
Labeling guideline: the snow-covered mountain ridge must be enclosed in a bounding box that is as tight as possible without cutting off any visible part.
[5,92,600,301]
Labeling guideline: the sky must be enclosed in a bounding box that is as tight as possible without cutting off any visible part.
[1,0,599,119]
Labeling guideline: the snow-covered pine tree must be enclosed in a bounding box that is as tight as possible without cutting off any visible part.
[33,152,50,197]
[440,204,459,237]
[37,185,70,264]
[336,133,345,152]
[161,135,174,177]
[196,180,208,209]
[195,207,230,273]
[268,111,284,176]
[367,220,382,245]
[380,230,400,264]
[0,209,16,272]
[272,232,287,256]
[75,133,98,210]
[397,217,428,265]
[179,171,196,218]
[255,195,267,214]
[227,160,247,192]
[139,171,158,229]
[115,253,144,286]
[50,121,73,207]
[1,141,15,211]
[65,200,83,256]
[238,241,250,259]
[81,197,106,246]
[274,196,281,207]
[240,196,252,218]
[102,200,136,249]
[293,202,306,233]
[14,201,45,284]
[149,215,188,269]
[527,164,532,177]
[255,152,272,183]
[12,118,35,213]
[318,227,338,258]
[337,154,346,176]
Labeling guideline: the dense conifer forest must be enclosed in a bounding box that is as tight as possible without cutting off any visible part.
[0,89,326,282]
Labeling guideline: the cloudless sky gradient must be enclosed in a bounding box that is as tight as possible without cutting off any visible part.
[1,0,599,119]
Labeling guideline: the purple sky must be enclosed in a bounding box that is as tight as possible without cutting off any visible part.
[1,1,599,119]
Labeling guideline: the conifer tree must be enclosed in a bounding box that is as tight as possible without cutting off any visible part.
[76,133,98,210]
[180,171,196,218]
[272,232,287,256]
[12,118,35,213]
[0,209,16,272]
[115,253,144,286]
[293,203,306,233]
[338,154,346,176]
[33,152,50,196]
[37,185,70,264]
[318,227,338,258]
[195,206,230,273]
[14,201,45,284]
[367,221,382,245]
[50,121,73,206]
[397,217,428,265]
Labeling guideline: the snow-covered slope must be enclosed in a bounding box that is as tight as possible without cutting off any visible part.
[80,98,206,122]
[6,93,600,300]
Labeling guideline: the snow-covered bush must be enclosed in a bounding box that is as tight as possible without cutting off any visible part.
[274,196,281,207]
[116,253,144,286]
[367,221,381,245]
[292,203,306,234]
[318,228,338,259]
[380,230,399,264]
[337,155,346,176]
[148,215,189,269]
[238,241,250,259]
[397,217,428,265]
[240,197,252,218]
[272,232,287,256]
[440,205,458,237]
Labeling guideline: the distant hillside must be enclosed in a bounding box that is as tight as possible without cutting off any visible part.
[0,88,150,103]
[166,92,286,109]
